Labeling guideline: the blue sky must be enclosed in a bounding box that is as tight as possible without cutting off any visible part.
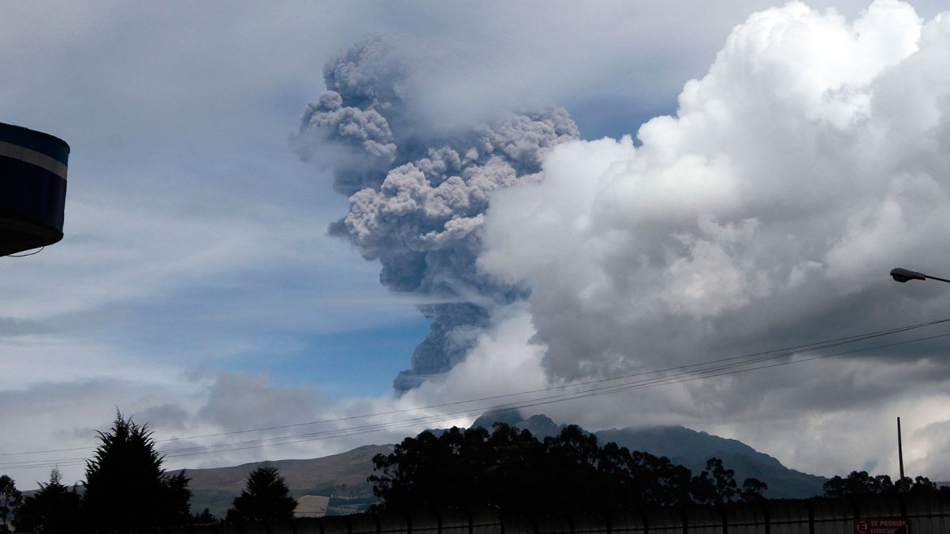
[3,0,950,490]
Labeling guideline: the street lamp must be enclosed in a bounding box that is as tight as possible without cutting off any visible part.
[890,267,950,284]
[889,266,950,492]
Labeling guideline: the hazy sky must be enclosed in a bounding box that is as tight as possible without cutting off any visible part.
[3,0,950,490]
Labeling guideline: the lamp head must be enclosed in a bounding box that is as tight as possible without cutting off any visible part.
[891,268,926,283]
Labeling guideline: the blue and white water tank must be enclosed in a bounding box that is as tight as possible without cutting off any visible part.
[0,122,69,256]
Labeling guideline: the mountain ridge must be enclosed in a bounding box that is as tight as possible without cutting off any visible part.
[179,412,827,517]
[472,410,826,499]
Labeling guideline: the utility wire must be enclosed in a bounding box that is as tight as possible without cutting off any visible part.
[7,317,945,459]
[3,318,949,472]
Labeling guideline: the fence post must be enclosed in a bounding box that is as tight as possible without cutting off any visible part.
[896,491,908,522]
[463,506,473,534]
[600,510,612,534]
[805,499,815,534]
[637,507,649,534]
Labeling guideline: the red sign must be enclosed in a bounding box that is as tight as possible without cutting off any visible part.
[854,518,909,534]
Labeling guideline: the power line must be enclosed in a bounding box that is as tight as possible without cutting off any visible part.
[7,316,946,460]
[3,318,949,472]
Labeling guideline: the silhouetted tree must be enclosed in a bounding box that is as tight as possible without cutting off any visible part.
[823,471,894,497]
[226,466,297,524]
[907,475,939,494]
[0,475,21,533]
[543,425,604,509]
[369,423,784,514]
[370,429,444,511]
[194,507,216,524]
[740,477,769,502]
[371,424,774,514]
[825,471,943,497]
[691,458,738,504]
[595,442,635,509]
[687,457,768,504]
[83,411,192,530]
[14,469,82,534]
[626,450,693,507]
[372,424,621,513]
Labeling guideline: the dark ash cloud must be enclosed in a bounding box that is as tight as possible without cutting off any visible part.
[292,36,578,392]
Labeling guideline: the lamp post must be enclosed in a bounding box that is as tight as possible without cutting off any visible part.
[890,267,950,284]
[898,417,907,493]
[888,267,950,492]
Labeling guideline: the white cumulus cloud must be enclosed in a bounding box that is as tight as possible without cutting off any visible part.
[471,0,950,477]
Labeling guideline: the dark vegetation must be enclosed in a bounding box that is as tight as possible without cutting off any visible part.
[83,414,192,530]
[369,423,768,514]
[474,410,825,498]
[0,475,21,533]
[594,424,827,498]
[2,414,947,531]
[3,412,296,532]
[14,413,191,533]
[225,466,297,525]
[371,423,950,515]
[14,470,81,533]
[823,470,942,497]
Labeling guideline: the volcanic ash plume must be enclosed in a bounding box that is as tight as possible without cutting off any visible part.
[292,36,579,392]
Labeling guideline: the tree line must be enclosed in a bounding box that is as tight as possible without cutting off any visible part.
[0,412,297,533]
[369,423,768,514]
[823,470,945,497]
[369,423,950,516]
[3,415,947,532]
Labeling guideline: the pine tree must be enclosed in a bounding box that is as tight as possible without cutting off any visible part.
[194,507,216,524]
[14,469,81,534]
[83,411,192,530]
[226,466,297,524]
